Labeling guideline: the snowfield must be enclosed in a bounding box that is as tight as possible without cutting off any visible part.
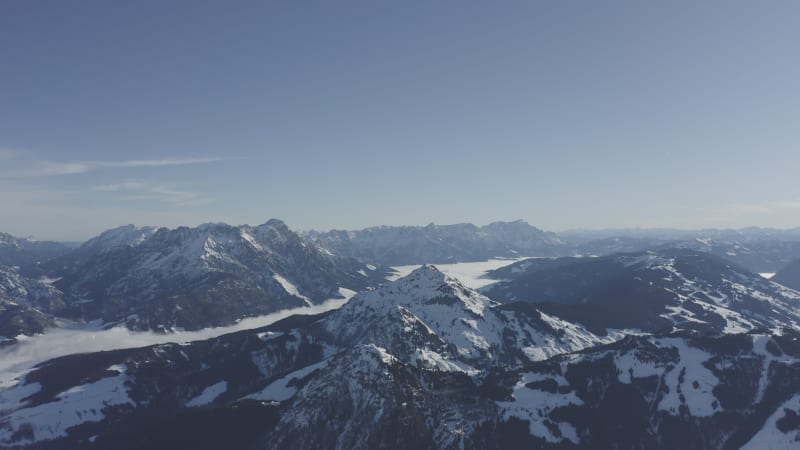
[388,257,527,289]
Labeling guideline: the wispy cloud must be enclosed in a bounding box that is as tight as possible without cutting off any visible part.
[93,181,212,206]
[3,157,228,177]
[91,157,227,168]
[730,199,800,214]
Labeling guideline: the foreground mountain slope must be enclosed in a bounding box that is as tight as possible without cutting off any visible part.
[46,220,386,331]
[1,325,797,449]
[264,331,800,450]
[3,265,800,449]
[305,220,566,266]
[483,249,800,335]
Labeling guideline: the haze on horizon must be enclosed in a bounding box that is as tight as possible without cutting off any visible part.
[2,1,799,241]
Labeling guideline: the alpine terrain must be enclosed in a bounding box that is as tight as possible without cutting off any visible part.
[1,264,799,449]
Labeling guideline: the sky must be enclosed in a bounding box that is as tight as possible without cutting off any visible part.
[1,1,799,241]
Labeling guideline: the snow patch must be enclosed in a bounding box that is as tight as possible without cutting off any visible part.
[496,372,582,444]
[411,348,477,374]
[0,373,133,445]
[655,338,720,417]
[741,394,800,450]
[186,381,227,407]
[272,274,312,306]
[388,258,527,289]
[245,360,329,402]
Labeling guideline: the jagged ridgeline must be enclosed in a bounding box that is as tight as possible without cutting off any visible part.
[1,220,387,339]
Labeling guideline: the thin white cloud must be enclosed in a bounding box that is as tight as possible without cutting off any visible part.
[730,199,800,214]
[17,161,92,176]
[2,156,227,178]
[91,157,228,168]
[93,180,212,206]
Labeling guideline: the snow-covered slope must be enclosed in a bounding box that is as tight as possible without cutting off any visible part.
[48,219,386,331]
[2,261,799,449]
[71,224,161,256]
[3,326,797,449]
[321,265,612,371]
[484,248,800,335]
[305,220,566,266]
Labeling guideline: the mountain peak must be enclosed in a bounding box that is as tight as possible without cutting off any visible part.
[81,224,160,253]
[261,218,289,230]
[398,264,465,294]
[338,263,491,322]
[408,263,443,276]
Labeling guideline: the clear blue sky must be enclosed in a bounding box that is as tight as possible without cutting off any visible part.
[1,1,799,240]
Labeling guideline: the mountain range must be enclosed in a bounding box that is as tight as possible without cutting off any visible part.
[1,219,800,449]
[482,249,800,335]
[1,265,798,449]
[3,220,800,340]
[305,222,800,273]
[303,220,566,266]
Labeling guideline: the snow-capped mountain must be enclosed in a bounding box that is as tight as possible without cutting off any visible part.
[0,266,65,340]
[317,265,612,370]
[45,219,386,331]
[562,228,800,273]
[1,300,798,449]
[307,222,800,273]
[0,266,614,448]
[305,220,567,266]
[2,234,800,449]
[68,224,161,257]
[483,249,800,335]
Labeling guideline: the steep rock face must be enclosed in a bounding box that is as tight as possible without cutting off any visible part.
[305,220,566,266]
[49,220,385,331]
[773,258,800,291]
[484,249,800,335]
[0,266,65,340]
